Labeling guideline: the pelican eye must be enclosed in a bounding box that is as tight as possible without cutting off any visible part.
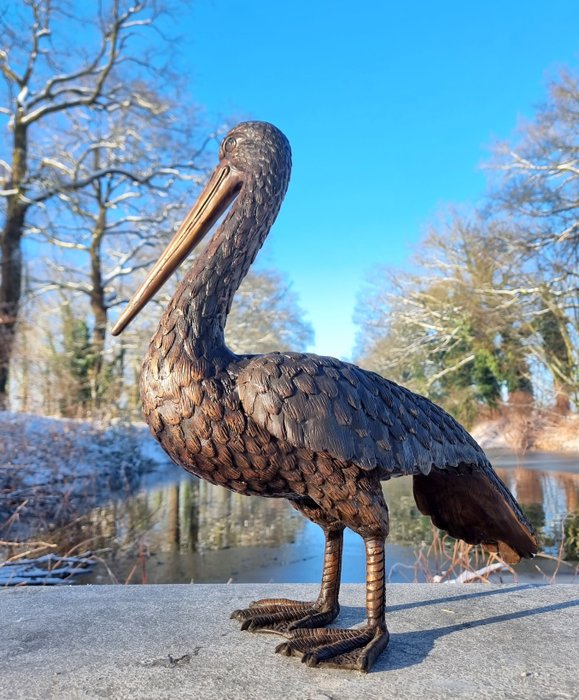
[223,136,237,154]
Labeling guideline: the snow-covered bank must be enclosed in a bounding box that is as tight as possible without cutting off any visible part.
[0,411,168,536]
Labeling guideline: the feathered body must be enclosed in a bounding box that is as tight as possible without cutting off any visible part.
[117,122,537,671]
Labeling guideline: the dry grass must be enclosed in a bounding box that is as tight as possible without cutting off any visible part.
[472,410,579,454]
[392,525,579,585]
[534,414,579,453]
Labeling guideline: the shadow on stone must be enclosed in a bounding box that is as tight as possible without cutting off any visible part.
[373,595,579,673]
[386,582,544,613]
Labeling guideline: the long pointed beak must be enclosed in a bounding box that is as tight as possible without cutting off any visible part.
[111,163,242,336]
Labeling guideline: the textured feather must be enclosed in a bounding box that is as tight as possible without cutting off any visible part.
[413,465,538,561]
[237,352,487,477]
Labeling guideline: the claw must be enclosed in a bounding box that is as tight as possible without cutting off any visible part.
[358,657,369,673]
[275,642,292,656]
[303,652,319,667]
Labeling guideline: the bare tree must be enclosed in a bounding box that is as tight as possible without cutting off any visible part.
[29,102,210,409]
[356,70,579,425]
[0,0,186,408]
[226,268,314,355]
[356,213,533,425]
[489,68,579,411]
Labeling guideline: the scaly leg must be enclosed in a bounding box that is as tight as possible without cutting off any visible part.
[275,536,389,672]
[230,526,344,634]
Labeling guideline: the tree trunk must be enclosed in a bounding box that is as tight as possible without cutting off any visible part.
[89,204,108,411]
[165,483,180,550]
[536,303,575,415]
[553,380,571,416]
[0,121,28,410]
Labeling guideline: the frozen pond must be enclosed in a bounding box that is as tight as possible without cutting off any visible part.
[69,449,579,585]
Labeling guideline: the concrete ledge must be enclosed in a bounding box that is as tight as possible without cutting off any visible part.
[1,584,578,699]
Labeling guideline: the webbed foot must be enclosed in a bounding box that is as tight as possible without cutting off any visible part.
[275,624,389,672]
[231,598,340,635]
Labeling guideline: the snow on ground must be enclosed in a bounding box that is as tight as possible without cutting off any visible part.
[0,411,169,537]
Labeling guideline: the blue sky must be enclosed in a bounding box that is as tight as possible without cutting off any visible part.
[176,1,579,359]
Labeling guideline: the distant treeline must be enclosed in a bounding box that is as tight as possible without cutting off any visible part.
[355,70,578,426]
[0,3,577,425]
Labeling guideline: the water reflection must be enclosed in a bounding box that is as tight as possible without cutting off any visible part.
[74,468,307,584]
[4,451,579,585]
[495,462,579,561]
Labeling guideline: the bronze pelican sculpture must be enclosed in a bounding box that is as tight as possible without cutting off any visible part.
[112,121,538,672]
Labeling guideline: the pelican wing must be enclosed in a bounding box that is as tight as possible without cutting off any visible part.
[237,352,538,560]
[236,352,486,476]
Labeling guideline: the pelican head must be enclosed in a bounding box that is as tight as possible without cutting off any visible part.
[111,121,291,336]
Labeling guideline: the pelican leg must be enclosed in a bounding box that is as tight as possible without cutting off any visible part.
[230,526,344,635]
[275,536,389,672]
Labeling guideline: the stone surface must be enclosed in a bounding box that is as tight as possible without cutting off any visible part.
[1,583,578,699]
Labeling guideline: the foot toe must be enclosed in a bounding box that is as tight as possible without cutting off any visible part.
[231,600,338,635]
[277,626,389,672]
